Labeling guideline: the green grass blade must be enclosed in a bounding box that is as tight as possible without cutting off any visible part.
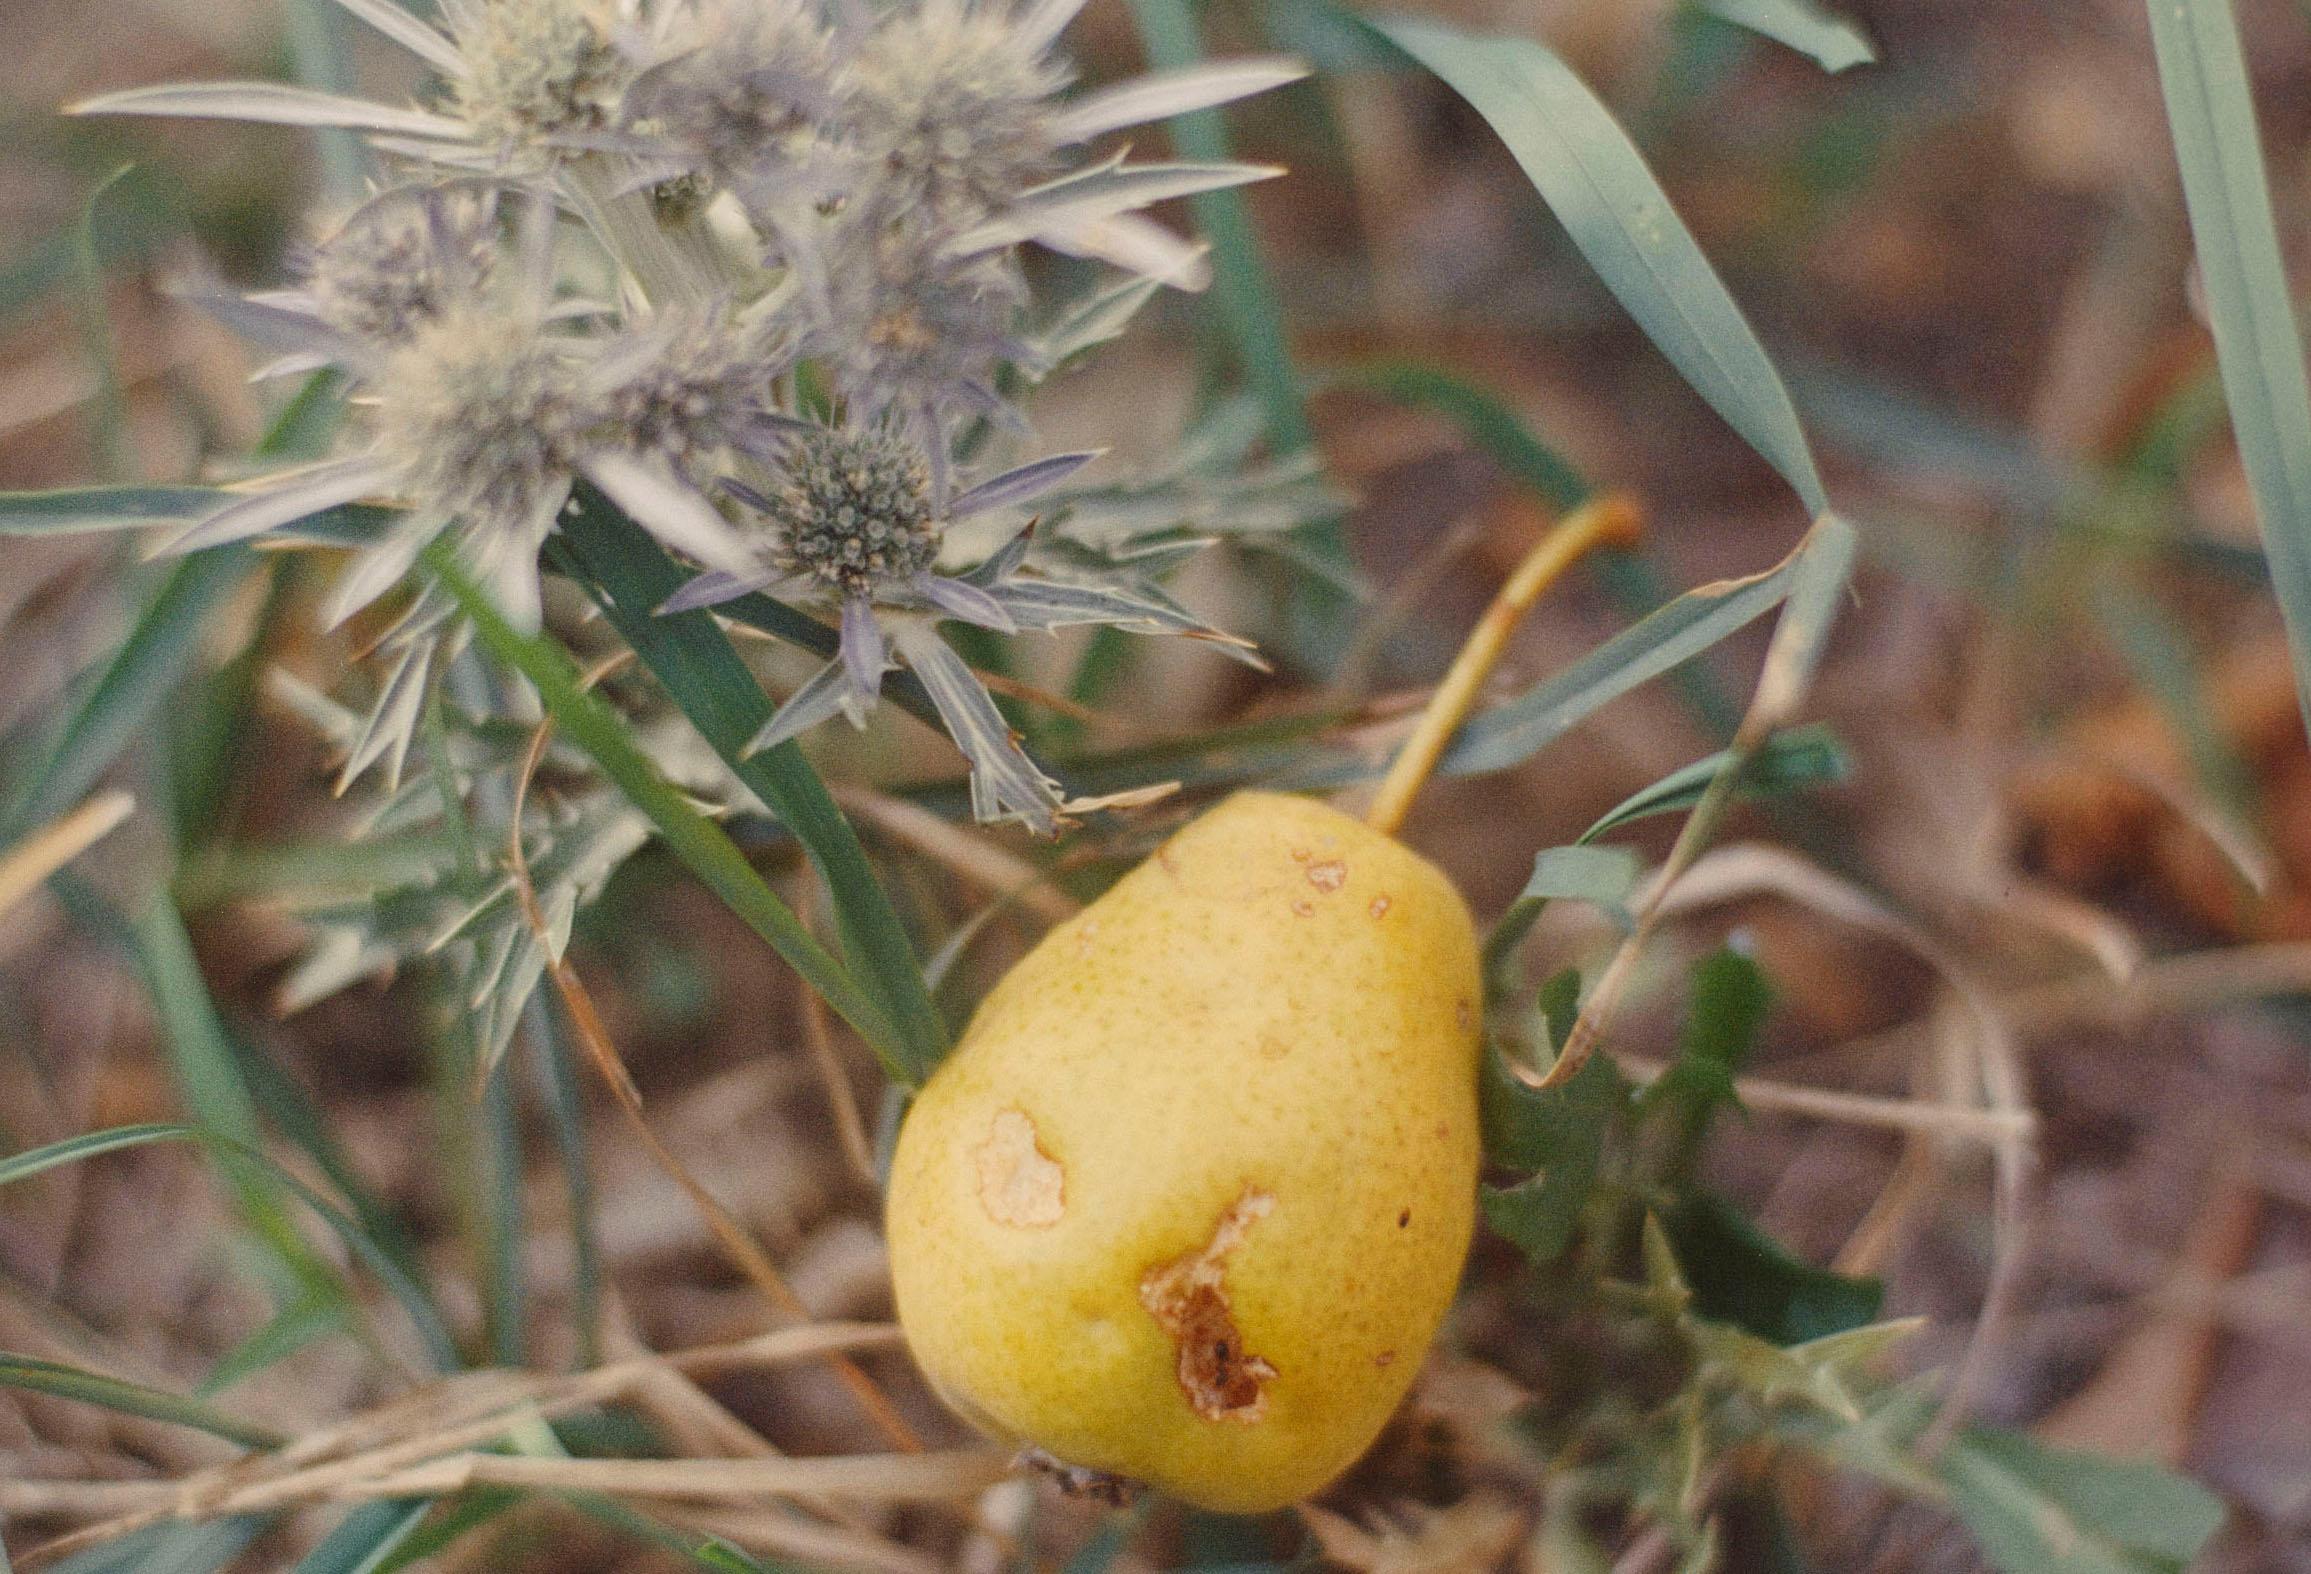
[530,1000,604,1367]
[1578,724,1850,843]
[0,1113,457,1374]
[73,168,134,481]
[126,896,266,1152]
[1442,545,1804,774]
[1,548,252,838]
[0,485,224,534]
[2145,0,2311,745]
[427,539,913,1079]
[1323,358,1743,733]
[225,1025,437,1306]
[551,492,947,1081]
[1124,0,1312,456]
[370,1490,523,1572]
[200,1294,345,1396]
[1693,0,1876,72]
[0,1123,187,1186]
[1372,14,1830,515]
[293,1499,437,1574]
[0,1352,286,1449]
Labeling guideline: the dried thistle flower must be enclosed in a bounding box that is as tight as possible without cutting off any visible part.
[844,0,1073,226]
[71,0,1309,829]
[617,0,847,213]
[455,0,630,145]
[307,185,498,347]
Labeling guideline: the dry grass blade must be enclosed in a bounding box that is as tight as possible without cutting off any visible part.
[793,886,881,1185]
[9,1322,912,1561]
[1613,1056,2034,1144]
[0,790,134,917]
[349,1447,1009,1504]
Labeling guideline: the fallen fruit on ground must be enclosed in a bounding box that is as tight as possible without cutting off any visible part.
[886,789,1484,1512]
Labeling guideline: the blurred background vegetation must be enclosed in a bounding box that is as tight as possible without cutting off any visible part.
[4,0,2311,1569]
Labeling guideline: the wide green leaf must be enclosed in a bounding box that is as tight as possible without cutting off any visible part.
[2146,0,2311,744]
[1662,1191,1881,1346]
[1373,14,1830,515]
[1484,844,1643,987]
[1942,1427,2226,1574]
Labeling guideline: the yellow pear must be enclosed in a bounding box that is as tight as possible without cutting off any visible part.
[885,790,1483,1512]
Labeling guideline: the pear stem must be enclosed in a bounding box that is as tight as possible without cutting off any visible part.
[1363,493,1644,837]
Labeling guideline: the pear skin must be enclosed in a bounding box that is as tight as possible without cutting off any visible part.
[886,791,1483,1512]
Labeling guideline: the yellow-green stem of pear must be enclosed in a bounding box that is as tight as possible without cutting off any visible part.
[1363,494,1644,837]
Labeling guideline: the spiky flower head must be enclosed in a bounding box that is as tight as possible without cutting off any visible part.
[580,305,774,468]
[764,428,942,599]
[812,213,1027,431]
[844,0,1071,226]
[308,188,497,347]
[621,0,842,206]
[456,0,630,147]
[375,310,580,539]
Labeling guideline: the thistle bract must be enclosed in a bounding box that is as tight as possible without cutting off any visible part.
[72,0,1316,829]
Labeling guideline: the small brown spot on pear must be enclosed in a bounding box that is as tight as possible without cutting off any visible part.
[1305,860,1347,893]
[1140,1190,1278,1422]
[1369,895,1392,919]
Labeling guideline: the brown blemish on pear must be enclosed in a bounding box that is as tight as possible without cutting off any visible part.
[1305,859,1347,893]
[1140,1190,1278,1422]
[975,1109,1065,1228]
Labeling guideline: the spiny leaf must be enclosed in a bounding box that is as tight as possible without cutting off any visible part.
[1641,947,1773,1182]
[1662,1190,1883,1346]
[1479,1044,1627,1264]
[428,539,915,1080]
